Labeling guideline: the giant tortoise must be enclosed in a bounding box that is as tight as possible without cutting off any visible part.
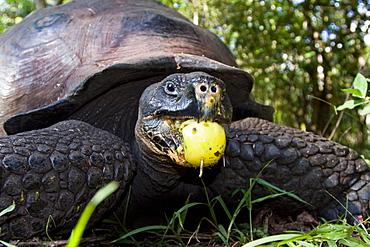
[0,0,369,241]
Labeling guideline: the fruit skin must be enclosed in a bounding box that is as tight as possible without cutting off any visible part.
[180,120,226,167]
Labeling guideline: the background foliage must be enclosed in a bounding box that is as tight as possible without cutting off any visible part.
[0,0,33,33]
[1,0,370,154]
[159,0,370,155]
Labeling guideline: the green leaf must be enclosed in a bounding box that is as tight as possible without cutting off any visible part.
[308,224,353,240]
[217,224,228,238]
[353,73,368,98]
[286,242,298,247]
[215,232,228,246]
[295,241,315,247]
[341,88,363,97]
[242,233,303,247]
[0,240,18,247]
[304,51,316,58]
[337,100,364,111]
[338,236,369,246]
[360,102,370,115]
[0,201,15,217]
[231,228,246,241]
[327,240,338,247]
[358,229,370,244]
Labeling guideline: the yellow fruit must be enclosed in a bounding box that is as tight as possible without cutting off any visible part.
[179,120,226,167]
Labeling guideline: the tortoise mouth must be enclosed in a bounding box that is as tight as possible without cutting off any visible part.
[135,71,232,168]
[139,116,229,168]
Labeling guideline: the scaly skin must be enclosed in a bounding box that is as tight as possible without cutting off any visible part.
[125,117,369,227]
[212,117,369,221]
[0,120,135,240]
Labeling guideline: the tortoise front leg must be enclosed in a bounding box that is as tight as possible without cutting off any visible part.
[0,120,135,240]
[211,117,369,221]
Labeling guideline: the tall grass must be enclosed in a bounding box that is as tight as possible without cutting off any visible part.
[110,162,322,246]
[108,163,370,246]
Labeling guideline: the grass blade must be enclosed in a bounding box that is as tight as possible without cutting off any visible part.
[242,233,303,247]
[211,195,232,221]
[0,201,15,217]
[174,202,205,214]
[113,225,169,243]
[67,181,120,247]
[327,240,337,247]
[215,231,228,246]
[338,237,369,247]
[0,240,17,247]
[296,240,315,247]
[286,243,298,247]
[251,192,292,203]
[255,178,309,205]
[217,224,228,238]
[358,230,370,244]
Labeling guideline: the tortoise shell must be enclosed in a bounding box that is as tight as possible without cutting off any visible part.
[0,0,273,139]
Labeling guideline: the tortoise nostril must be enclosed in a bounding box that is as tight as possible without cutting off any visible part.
[210,86,217,93]
[200,85,207,92]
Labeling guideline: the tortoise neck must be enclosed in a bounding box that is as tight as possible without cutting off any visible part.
[130,144,187,208]
[128,133,216,224]
[131,129,188,198]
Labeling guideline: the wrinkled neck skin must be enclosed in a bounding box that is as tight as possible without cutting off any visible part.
[131,125,187,202]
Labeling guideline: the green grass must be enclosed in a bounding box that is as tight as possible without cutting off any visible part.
[106,162,370,246]
[108,161,368,247]
[109,185,370,246]
[243,219,370,247]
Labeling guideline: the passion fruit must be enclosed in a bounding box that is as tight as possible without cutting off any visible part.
[179,120,226,167]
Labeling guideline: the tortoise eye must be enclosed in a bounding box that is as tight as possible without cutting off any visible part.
[164,81,178,96]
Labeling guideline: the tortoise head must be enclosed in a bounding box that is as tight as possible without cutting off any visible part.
[135,72,232,167]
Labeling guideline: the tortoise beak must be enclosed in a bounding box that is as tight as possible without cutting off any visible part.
[194,80,229,123]
[145,73,232,124]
